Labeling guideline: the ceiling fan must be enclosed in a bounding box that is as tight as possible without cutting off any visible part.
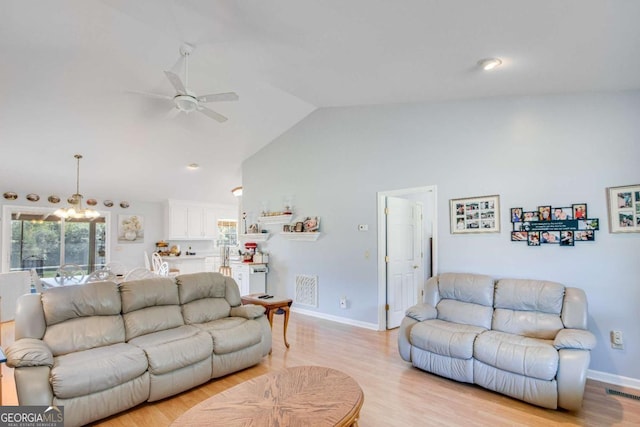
[134,43,238,122]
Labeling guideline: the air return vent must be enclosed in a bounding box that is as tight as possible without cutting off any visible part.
[606,388,640,401]
[295,275,318,308]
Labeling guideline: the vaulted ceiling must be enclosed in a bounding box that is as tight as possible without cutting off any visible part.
[2,0,639,205]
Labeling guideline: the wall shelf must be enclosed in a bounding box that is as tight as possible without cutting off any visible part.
[279,232,321,241]
[239,233,270,242]
[258,214,293,225]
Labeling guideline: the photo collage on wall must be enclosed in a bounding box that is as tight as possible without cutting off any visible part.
[450,195,500,234]
[510,203,599,247]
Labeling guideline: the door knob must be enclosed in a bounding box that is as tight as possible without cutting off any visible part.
[413,265,419,269]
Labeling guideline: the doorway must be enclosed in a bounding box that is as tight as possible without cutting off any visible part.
[377,186,437,330]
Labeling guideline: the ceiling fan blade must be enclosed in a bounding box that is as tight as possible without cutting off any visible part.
[197,92,239,103]
[198,106,228,123]
[127,90,173,100]
[166,107,181,119]
[164,70,186,94]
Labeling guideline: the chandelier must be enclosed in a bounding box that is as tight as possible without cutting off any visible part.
[54,154,100,219]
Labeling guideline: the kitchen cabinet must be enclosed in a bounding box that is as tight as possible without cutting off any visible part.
[231,263,268,295]
[166,201,224,240]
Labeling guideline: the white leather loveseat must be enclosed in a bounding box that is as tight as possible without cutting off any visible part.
[398,273,596,411]
[6,272,271,426]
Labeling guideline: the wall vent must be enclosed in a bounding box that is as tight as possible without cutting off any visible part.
[295,275,318,308]
[606,388,640,401]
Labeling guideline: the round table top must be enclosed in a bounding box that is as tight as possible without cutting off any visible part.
[171,366,364,427]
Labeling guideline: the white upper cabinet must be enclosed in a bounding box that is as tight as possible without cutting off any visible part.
[166,200,237,240]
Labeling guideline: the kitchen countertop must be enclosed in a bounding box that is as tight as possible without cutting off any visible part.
[161,254,217,260]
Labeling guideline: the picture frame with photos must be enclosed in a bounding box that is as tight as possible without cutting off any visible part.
[607,184,640,233]
[450,194,500,234]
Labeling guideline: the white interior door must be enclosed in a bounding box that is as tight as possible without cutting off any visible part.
[386,196,422,329]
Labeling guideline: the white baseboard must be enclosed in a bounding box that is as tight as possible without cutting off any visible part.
[588,369,640,390]
[291,307,380,331]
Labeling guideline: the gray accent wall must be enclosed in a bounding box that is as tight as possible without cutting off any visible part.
[242,91,640,381]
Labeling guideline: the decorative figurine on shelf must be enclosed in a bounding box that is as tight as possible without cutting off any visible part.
[242,212,247,234]
[248,223,259,234]
[303,216,320,232]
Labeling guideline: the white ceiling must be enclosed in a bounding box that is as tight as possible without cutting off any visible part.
[2,0,639,205]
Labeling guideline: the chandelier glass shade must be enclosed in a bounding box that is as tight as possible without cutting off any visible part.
[54,154,100,219]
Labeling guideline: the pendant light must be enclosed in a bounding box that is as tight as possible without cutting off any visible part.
[54,154,100,219]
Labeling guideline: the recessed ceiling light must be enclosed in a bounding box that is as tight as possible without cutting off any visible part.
[187,163,199,170]
[478,58,502,71]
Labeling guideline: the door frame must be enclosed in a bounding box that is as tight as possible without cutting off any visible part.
[376,185,438,330]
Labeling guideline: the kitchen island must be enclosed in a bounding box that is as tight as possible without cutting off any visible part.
[161,254,219,274]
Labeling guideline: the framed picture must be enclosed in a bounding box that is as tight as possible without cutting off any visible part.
[540,230,560,244]
[450,194,500,234]
[560,230,575,246]
[523,211,539,222]
[572,203,588,220]
[511,231,528,241]
[538,206,552,221]
[607,184,640,233]
[527,231,541,246]
[552,207,573,220]
[118,214,144,243]
[511,208,523,223]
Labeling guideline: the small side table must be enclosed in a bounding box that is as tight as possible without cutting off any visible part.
[241,294,293,351]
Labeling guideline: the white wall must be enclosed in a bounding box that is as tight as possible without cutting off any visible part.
[242,91,640,381]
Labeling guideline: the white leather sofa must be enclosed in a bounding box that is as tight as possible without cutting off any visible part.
[398,273,596,411]
[6,272,271,427]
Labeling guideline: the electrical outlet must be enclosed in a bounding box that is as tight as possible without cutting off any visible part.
[339,297,347,309]
[611,330,624,350]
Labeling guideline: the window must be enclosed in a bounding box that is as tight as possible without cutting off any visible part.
[217,219,238,246]
[8,209,107,277]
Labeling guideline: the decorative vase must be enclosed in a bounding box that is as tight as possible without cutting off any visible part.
[125,230,137,241]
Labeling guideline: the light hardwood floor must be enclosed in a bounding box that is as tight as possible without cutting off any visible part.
[2,314,639,426]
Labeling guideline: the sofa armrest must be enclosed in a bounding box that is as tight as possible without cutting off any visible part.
[405,303,437,322]
[6,338,54,368]
[554,329,596,350]
[230,304,266,320]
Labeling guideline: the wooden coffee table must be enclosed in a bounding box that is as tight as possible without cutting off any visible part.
[241,294,293,350]
[171,366,364,426]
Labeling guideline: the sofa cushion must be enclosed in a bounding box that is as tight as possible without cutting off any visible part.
[494,279,564,314]
[176,272,242,307]
[493,279,565,339]
[182,298,232,324]
[194,317,262,355]
[119,277,179,313]
[436,273,495,329]
[410,319,486,359]
[42,281,121,326]
[120,278,185,340]
[123,306,184,341]
[474,330,558,381]
[44,315,125,356]
[50,342,148,399]
[438,273,494,306]
[128,325,213,375]
[437,299,493,329]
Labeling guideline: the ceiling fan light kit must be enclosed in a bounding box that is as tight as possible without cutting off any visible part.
[135,43,238,122]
